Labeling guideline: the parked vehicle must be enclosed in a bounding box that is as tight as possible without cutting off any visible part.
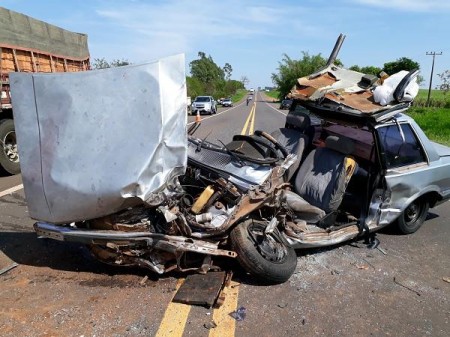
[191,96,216,115]
[13,36,450,284]
[279,99,293,110]
[222,98,233,107]
[0,7,90,174]
[187,96,192,112]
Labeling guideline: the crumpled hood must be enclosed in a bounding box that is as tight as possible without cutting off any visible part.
[10,54,187,223]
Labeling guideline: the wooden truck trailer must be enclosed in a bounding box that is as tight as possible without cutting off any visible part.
[0,6,90,174]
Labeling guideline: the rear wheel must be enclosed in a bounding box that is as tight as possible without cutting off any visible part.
[230,218,297,284]
[396,198,429,234]
[0,119,20,175]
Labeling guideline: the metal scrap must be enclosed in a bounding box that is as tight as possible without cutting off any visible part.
[393,277,421,296]
[0,262,18,276]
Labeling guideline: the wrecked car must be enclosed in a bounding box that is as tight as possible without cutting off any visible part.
[11,36,450,284]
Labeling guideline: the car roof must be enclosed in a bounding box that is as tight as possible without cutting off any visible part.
[287,35,418,125]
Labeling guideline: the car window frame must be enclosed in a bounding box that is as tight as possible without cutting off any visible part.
[375,121,429,171]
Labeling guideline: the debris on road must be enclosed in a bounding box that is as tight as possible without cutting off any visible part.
[172,271,226,307]
[377,246,387,255]
[442,277,450,283]
[203,321,217,330]
[139,275,148,286]
[230,306,246,321]
[0,262,18,276]
[393,277,421,296]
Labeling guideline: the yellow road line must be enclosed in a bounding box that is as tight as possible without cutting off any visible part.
[209,280,241,337]
[241,104,255,135]
[249,102,256,135]
[155,279,191,337]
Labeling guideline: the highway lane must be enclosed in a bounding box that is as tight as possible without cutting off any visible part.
[0,91,449,336]
[187,91,287,142]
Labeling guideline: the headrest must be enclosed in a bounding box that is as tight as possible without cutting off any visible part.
[285,112,311,131]
[325,135,355,155]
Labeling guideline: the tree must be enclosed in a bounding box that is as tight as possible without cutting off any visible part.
[92,58,131,69]
[189,52,225,94]
[437,70,450,94]
[223,63,233,80]
[110,59,131,67]
[271,52,328,99]
[92,58,110,69]
[240,75,249,88]
[383,57,420,76]
[349,65,381,76]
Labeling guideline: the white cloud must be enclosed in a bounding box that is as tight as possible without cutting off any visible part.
[352,0,450,12]
[94,0,314,61]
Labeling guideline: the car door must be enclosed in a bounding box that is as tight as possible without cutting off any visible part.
[370,121,429,227]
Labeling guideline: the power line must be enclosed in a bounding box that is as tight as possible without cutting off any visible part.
[426,51,442,107]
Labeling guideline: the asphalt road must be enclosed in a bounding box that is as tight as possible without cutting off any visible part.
[0,91,449,337]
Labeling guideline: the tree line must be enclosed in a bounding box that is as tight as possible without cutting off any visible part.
[92,53,245,99]
[271,53,424,99]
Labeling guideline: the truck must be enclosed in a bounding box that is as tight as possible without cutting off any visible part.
[0,6,90,174]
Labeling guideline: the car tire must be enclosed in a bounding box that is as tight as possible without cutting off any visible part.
[396,198,429,234]
[230,218,297,284]
[0,119,21,175]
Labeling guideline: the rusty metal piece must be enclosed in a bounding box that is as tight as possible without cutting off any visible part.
[214,271,233,309]
[172,271,226,307]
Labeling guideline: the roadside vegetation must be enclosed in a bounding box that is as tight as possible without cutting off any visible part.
[409,89,450,146]
[187,52,245,101]
[270,51,449,146]
[92,55,246,103]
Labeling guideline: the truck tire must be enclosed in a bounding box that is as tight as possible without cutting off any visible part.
[0,119,21,175]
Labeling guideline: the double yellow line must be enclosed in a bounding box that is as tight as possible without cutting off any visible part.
[155,278,241,337]
[241,102,256,135]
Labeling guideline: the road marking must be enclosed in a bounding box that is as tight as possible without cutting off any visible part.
[241,103,256,135]
[187,103,244,126]
[155,278,191,337]
[249,102,256,135]
[209,280,240,337]
[0,184,24,198]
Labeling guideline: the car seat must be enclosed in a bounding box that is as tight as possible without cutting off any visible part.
[281,135,358,224]
[271,112,311,181]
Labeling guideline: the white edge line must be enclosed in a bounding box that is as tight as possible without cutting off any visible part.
[0,184,24,198]
[261,94,287,116]
[187,102,246,126]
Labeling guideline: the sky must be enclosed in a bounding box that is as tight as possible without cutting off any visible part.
[1,0,450,89]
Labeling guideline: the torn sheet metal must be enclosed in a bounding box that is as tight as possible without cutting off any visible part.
[289,34,419,122]
[10,54,187,223]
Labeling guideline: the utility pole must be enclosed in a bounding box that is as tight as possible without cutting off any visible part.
[426,51,442,107]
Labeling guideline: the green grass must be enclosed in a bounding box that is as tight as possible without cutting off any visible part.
[231,89,247,103]
[413,89,450,108]
[264,90,280,101]
[407,107,450,146]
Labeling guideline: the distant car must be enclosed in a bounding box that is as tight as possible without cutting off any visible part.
[222,98,233,107]
[279,99,293,110]
[191,96,216,115]
[217,98,225,105]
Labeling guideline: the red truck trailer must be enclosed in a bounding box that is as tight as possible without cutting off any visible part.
[0,6,90,174]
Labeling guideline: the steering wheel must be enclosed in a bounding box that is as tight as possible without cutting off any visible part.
[231,134,283,164]
[254,130,289,159]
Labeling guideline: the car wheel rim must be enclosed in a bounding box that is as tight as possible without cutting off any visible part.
[404,202,420,225]
[247,222,288,264]
[2,130,19,163]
